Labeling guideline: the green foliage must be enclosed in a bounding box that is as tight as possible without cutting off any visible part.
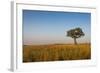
[67,27,85,44]
[67,27,84,38]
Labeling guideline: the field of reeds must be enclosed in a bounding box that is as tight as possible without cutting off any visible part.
[23,43,91,62]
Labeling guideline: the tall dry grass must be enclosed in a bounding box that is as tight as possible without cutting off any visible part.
[23,43,91,62]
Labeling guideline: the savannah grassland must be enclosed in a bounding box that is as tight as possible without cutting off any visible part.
[23,43,91,62]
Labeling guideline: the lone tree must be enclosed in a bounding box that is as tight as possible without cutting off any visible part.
[67,27,85,45]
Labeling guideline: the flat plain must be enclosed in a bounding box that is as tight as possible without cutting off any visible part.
[23,43,91,62]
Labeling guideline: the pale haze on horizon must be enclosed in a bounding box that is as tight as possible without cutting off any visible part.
[23,10,91,45]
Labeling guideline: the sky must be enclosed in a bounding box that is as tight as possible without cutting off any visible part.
[23,10,91,45]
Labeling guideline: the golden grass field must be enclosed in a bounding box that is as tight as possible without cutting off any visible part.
[23,43,91,62]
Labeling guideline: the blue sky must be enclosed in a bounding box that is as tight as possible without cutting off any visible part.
[23,10,91,45]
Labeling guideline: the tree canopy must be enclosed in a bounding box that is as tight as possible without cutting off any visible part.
[67,27,85,44]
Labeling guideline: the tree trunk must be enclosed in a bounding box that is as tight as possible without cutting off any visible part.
[74,38,77,45]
